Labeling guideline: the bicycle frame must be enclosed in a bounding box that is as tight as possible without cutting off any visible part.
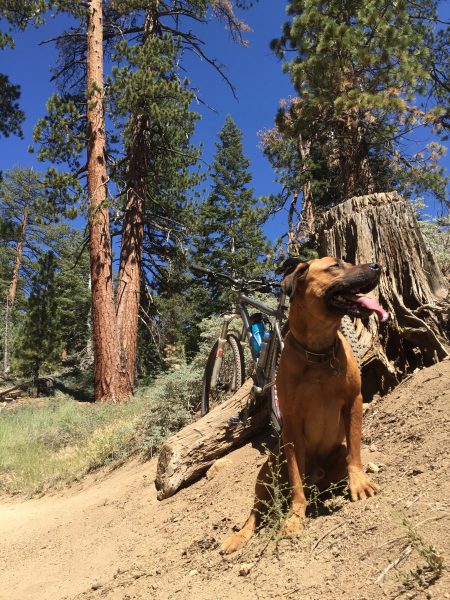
[209,289,288,394]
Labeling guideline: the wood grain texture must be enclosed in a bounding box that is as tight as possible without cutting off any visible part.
[155,379,269,500]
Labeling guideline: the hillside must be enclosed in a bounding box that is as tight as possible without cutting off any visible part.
[0,359,449,600]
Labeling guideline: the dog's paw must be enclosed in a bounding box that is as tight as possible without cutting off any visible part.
[348,469,379,502]
[281,512,305,537]
[220,531,251,554]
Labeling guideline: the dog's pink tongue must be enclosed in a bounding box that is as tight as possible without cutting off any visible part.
[349,295,390,322]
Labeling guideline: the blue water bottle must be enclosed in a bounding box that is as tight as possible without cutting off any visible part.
[250,314,265,354]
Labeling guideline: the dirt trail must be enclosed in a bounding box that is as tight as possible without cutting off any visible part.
[1,360,450,600]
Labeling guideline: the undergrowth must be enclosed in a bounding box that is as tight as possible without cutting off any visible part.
[0,315,225,496]
[253,437,347,553]
[402,516,444,589]
[0,393,145,495]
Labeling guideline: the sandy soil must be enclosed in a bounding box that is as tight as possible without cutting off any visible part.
[1,359,449,600]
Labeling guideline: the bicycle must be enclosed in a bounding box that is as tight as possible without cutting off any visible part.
[190,264,288,431]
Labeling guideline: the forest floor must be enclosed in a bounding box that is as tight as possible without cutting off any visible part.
[0,359,449,600]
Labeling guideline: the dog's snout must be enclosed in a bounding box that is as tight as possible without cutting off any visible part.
[368,262,380,271]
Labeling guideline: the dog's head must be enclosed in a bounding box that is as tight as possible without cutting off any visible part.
[282,257,389,322]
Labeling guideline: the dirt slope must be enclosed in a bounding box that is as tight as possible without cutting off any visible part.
[1,359,449,600]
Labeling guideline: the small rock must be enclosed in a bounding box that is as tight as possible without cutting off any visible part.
[206,458,233,480]
[408,467,424,476]
[91,582,103,591]
[239,563,254,576]
[369,444,378,452]
[366,462,380,473]
[189,569,198,577]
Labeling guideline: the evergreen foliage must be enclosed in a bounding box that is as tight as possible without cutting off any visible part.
[264,0,449,227]
[11,227,91,376]
[14,251,58,378]
[31,1,253,383]
[193,115,270,310]
[0,168,63,295]
[52,229,90,359]
[108,29,201,285]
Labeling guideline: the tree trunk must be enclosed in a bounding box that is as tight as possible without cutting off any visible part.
[8,201,29,307]
[116,9,157,389]
[116,121,146,390]
[86,0,131,402]
[3,197,30,373]
[155,379,269,500]
[3,297,9,374]
[297,134,315,237]
[317,192,449,400]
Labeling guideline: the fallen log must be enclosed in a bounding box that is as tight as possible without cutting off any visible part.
[0,385,22,401]
[155,379,269,500]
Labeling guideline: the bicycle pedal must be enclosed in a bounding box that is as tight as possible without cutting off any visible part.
[227,416,242,427]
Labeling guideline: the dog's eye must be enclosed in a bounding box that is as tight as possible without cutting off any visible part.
[327,263,341,270]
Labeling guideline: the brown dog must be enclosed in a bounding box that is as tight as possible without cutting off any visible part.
[221,256,389,554]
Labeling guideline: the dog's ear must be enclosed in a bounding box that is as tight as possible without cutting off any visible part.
[276,256,304,277]
[281,262,310,298]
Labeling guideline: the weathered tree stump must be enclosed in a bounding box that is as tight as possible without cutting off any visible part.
[317,192,449,399]
[155,379,269,500]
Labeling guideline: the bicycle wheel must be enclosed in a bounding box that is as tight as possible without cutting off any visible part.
[201,334,245,416]
[340,315,362,367]
[265,335,283,432]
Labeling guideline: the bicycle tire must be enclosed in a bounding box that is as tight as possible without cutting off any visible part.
[340,315,362,368]
[265,336,283,432]
[201,334,245,416]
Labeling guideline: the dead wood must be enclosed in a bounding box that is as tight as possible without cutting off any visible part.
[155,379,269,500]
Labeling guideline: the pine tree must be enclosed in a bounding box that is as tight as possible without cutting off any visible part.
[193,115,270,309]
[53,228,91,360]
[0,167,69,371]
[8,224,91,376]
[14,251,58,379]
[109,9,201,386]
[268,0,448,217]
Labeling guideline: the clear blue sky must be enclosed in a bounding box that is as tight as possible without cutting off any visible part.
[0,2,294,240]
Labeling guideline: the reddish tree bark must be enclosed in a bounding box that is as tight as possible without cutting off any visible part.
[86,0,131,402]
[8,201,29,307]
[116,10,156,388]
[116,135,145,388]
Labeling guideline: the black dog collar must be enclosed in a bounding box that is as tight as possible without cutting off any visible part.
[289,332,340,365]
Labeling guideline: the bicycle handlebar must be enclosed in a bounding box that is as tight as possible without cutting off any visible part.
[189,263,281,291]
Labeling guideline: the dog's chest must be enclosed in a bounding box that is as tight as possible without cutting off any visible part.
[280,366,346,425]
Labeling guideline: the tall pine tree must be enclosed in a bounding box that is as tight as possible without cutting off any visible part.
[194,115,270,309]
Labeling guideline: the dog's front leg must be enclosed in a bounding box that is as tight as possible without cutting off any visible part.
[345,393,379,501]
[281,426,307,535]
